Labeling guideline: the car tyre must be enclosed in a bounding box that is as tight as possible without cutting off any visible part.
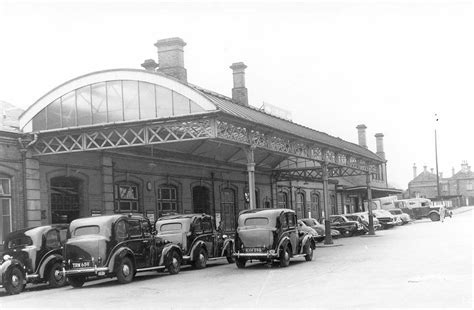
[279,246,290,267]
[48,262,67,288]
[193,248,208,269]
[429,213,440,222]
[304,243,314,262]
[68,276,85,288]
[167,250,181,275]
[116,256,134,284]
[5,266,24,295]
[236,258,246,269]
[226,255,235,264]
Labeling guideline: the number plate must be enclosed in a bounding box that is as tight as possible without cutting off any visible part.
[244,247,265,253]
[72,261,92,268]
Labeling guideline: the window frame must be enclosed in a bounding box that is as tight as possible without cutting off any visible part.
[115,182,140,213]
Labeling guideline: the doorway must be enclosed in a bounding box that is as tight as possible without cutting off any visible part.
[193,186,211,215]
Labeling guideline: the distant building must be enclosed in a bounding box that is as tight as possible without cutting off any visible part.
[408,162,474,206]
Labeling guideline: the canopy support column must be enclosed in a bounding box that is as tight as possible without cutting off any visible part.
[245,146,256,209]
[366,173,375,235]
[323,162,333,245]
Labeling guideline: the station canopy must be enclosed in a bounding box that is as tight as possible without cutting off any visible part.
[19,69,385,179]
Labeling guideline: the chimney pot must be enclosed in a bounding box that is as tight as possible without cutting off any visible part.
[430,168,434,174]
[230,62,249,106]
[154,37,187,82]
[423,165,428,172]
[141,59,159,72]
[356,124,367,148]
[375,133,385,159]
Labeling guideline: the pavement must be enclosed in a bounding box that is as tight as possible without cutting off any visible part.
[1,206,472,309]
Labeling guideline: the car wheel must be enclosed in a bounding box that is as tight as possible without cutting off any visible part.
[48,262,67,288]
[344,230,354,237]
[193,248,208,269]
[226,254,235,264]
[68,276,85,288]
[167,251,181,275]
[279,246,290,267]
[430,213,440,222]
[5,266,24,295]
[236,258,246,269]
[116,256,134,284]
[304,244,313,262]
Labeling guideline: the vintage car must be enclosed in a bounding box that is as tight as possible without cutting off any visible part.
[297,220,320,240]
[0,224,68,295]
[372,209,397,229]
[155,213,234,268]
[299,218,341,242]
[64,214,182,288]
[346,213,382,232]
[388,208,411,224]
[328,215,365,237]
[233,208,315,268]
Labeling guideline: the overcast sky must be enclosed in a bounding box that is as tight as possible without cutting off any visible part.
[1,0,472,189]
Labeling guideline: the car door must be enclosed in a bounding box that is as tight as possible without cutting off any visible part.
[286,212,298,255]
[201,217,215,258]
[126,219,146,269]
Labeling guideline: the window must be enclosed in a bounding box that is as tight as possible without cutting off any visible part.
[467,182,473,191]
[160,223,183,232]
[115,183,139,213]
[244,217,269,226]
[295,192,305,219]
[74,225,100,236]
[287,213,296,228]
[157,185,178,216]
[0,177,12,245]
[202,218,213,233]
[128,220,142,238]
[277,192,288,209]
[141,220,152,237]
[115,220,128,242]
[220,188,236,232]
[45,230,60,248]
[51,177,81,224]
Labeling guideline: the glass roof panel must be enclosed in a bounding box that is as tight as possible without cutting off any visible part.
[107,81,123,122]
[76,86,92,126]
[138,81,156,120]
[47,98,61,130]
[61,91,76,127]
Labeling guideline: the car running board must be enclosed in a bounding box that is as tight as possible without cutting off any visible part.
[292,254,306,259]
[136,266,166,272]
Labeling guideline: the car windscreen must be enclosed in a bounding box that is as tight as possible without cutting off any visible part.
[243,217,269,227]
[389,210,401,215]
[74,225,100,236]
[301,219,317,226]
[345,215,358,221]
[6,235,33,249]
[159,223,183,232]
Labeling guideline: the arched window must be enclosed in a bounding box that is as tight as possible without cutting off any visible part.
[0,177,12,246]
[310,193,321,220]
[220,188,236,233]
[330,194,337,215]
[295,192,306,219]
[157,185,178,216]
[277,191,288,209]
[193,186,211,215]
[115,182,139,213]
[51,177,81,223]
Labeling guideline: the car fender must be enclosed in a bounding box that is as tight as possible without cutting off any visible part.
[107,247,135,273]
[38,254,63,279]
[159,244,182,266]
[190,241,206,262]
[277,236,291,253]
[0,259,25,285]
[220,239,234,257]
[428,210,440,216]
[299,234,314,254]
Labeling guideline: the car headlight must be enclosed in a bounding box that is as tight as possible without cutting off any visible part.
[3,254,12,261]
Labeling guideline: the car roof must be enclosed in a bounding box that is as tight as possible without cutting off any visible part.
[69,214,145,230]
[239,208,295,217]
[5,224,69,246]
[157,213,212,221]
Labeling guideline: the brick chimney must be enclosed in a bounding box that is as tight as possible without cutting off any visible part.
[413,163,417,178]
[356,124,367,148]
[424,165,428,172]
[154,37,187,82]
[141,59,159,72]
[461,160,469,172]
[452,167,455,176]
[375,133,385,159]
[230,62,248,106]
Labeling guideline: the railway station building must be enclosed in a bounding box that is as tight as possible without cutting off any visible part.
[0,37,401,245]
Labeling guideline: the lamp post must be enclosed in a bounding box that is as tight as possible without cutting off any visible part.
[434,114,441,199]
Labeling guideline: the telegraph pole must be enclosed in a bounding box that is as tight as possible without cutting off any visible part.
[434,114,441,198]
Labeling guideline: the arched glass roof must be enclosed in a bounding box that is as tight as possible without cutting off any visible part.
[20,69,217,132]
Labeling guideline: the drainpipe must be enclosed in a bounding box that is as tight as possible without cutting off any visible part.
[211,172,217,227]
[18,134,38,228]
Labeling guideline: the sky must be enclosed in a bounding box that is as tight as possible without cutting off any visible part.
[0,0,473,189]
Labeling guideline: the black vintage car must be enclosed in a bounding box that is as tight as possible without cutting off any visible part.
[233,208,315,268]
[64,214,182,287]
[0,224,69,295]
[156,213,234,268]
[328,215,365,237]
